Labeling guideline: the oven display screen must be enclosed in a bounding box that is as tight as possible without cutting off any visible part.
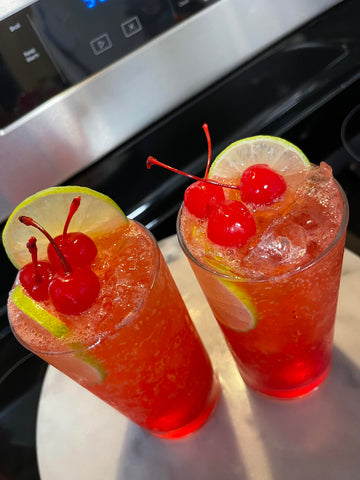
[0,0,219,130]
[82,0,109,9]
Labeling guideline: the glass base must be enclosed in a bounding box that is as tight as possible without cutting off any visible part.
[246,365,330,400]
[150,373,220,439]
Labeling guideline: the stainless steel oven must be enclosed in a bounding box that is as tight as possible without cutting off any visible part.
[0,0,341,222]
[4,0,360,478]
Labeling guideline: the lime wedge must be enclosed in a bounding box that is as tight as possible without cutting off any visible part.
[216,278,257,332]
[3,186,128,269]
[11,285,106,384]
[204,257,257,332]
[11,285,69,338]
[209,135,310,186]
[63,345,107,386]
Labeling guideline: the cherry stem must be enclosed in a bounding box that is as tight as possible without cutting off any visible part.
[146,157,240,190]
[63,196,81,237]
[26,236,42,282]
[19,216,72,274]
[203,123,211,179]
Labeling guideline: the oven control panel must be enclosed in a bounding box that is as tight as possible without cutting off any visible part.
[0,0,218,129]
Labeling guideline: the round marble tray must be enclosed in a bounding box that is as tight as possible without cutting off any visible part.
[37,237,360,480]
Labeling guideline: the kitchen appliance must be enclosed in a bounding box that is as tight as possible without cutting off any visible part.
[0,0,341,222]
[3,0,360,478]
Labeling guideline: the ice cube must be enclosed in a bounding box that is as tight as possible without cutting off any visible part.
[244,219,309,277]
[288,162,343,250]
[296,162,334,209]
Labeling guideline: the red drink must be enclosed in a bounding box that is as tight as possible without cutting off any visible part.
[8,220,219,437]
[177,159,348,399]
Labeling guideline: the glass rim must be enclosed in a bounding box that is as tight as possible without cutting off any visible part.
[9,220,161,356]
[176,179,349,284]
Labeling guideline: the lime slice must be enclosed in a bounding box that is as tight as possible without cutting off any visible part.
[204,256,257,332]
[215,279,257,332]
[209,135,310,186]
[11,285,69,338]
[11,285,106,384]
[3,186,128,269]
[60,345,107,386]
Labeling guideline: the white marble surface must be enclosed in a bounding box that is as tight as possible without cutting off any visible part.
[37,236,360,480]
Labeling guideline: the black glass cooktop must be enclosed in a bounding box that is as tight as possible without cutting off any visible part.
[1,0,360,478]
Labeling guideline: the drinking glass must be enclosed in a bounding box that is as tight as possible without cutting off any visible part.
[8,221,219,438]
[177,184,349,399]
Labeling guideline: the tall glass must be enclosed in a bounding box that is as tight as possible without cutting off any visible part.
[177,184,349,399]
[8,221,219,438]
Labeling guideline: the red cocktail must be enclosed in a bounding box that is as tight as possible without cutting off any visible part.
[5,187,219,437]
[172,135,349,398]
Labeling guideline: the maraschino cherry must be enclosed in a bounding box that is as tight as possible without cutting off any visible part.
[184,181,225,218]
[19,215,100,315]
[207,200,256,247]
[240,164,287,205]
[47,266,100,316]
[47,196,97,270]
[19,236,55,301]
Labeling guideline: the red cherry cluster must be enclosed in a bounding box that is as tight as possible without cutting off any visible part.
[19,197,100,315]
[147,125,287,247]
